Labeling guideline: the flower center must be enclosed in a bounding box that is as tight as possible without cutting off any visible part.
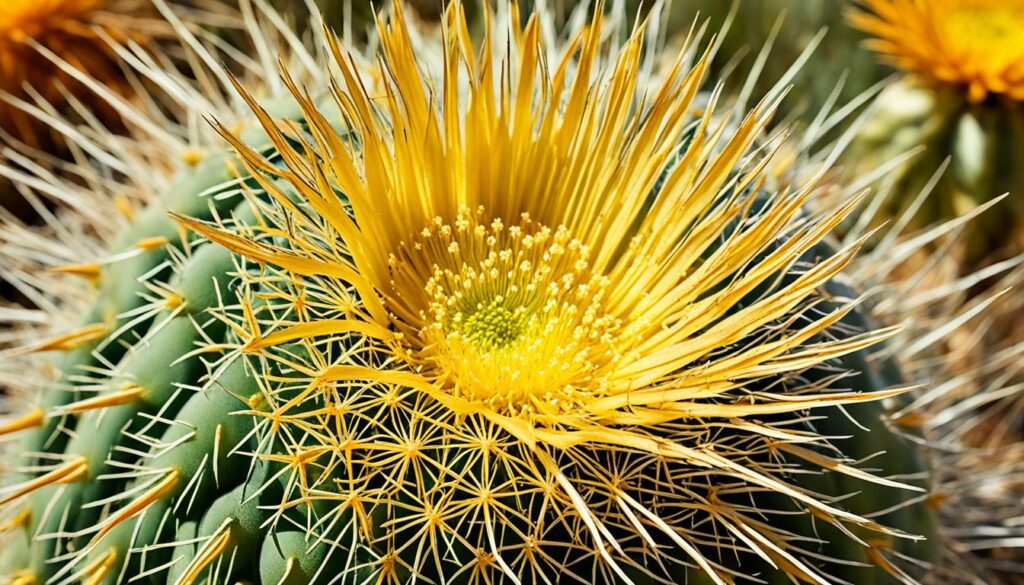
[460,300,527,350]
[938,1,1024,62]
[389,208,620,416]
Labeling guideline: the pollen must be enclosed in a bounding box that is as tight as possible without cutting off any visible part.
[392,207,621,415]
[852,0,1024,102]
[461,301,526,350]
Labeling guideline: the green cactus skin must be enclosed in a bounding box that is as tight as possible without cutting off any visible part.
[848,79,1024,264]
[0,101,306,581]
[164,465,267,584]
[78,355,261,584]
[13,125,284,469]
[166,521,199,584]
[259,532,333,585]
[22,244,237,580]
[1,132,937,585]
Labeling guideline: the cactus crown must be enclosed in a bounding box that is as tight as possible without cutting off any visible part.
[173,2,923,582]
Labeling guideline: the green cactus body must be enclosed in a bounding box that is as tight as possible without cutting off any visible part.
[0,101,310,581]
[259,532,336,585]
[1,119,934,585]
[845,0,1024,265]
[77,356,261,584]
[848,79,1024,262]
[23,246,239,579]
[0,3,971,585]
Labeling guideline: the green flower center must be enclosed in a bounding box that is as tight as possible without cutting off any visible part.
[459,298,528,350]
[389,207,624,416]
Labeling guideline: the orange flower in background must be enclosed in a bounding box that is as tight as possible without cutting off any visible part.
[0,0,152,146]
[851,0,1024,102]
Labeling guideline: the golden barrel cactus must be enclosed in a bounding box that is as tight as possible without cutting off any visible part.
[0,0,164,146]
[0,1,1020,584]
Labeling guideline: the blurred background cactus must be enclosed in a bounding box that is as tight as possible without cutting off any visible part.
[0,0,169,223]
[619,0,1024,265]
[846,0,1024,264]
[0,0,157,147]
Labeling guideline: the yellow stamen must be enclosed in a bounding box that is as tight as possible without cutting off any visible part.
[391,209,621,416]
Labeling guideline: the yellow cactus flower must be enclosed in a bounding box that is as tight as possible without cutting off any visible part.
[0,1,1019,583]
[174,3,931,582]
[851,0,1024,103]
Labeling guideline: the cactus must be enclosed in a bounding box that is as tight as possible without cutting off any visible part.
[0,1,1019,584]
[0,0,177,226]
[847,0,1024,263]
[0,0,165,148]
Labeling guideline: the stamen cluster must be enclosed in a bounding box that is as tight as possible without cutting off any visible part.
[390,207,620,416]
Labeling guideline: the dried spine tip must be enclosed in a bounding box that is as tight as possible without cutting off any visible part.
[0,410,44,436]
[89,468,179,546]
